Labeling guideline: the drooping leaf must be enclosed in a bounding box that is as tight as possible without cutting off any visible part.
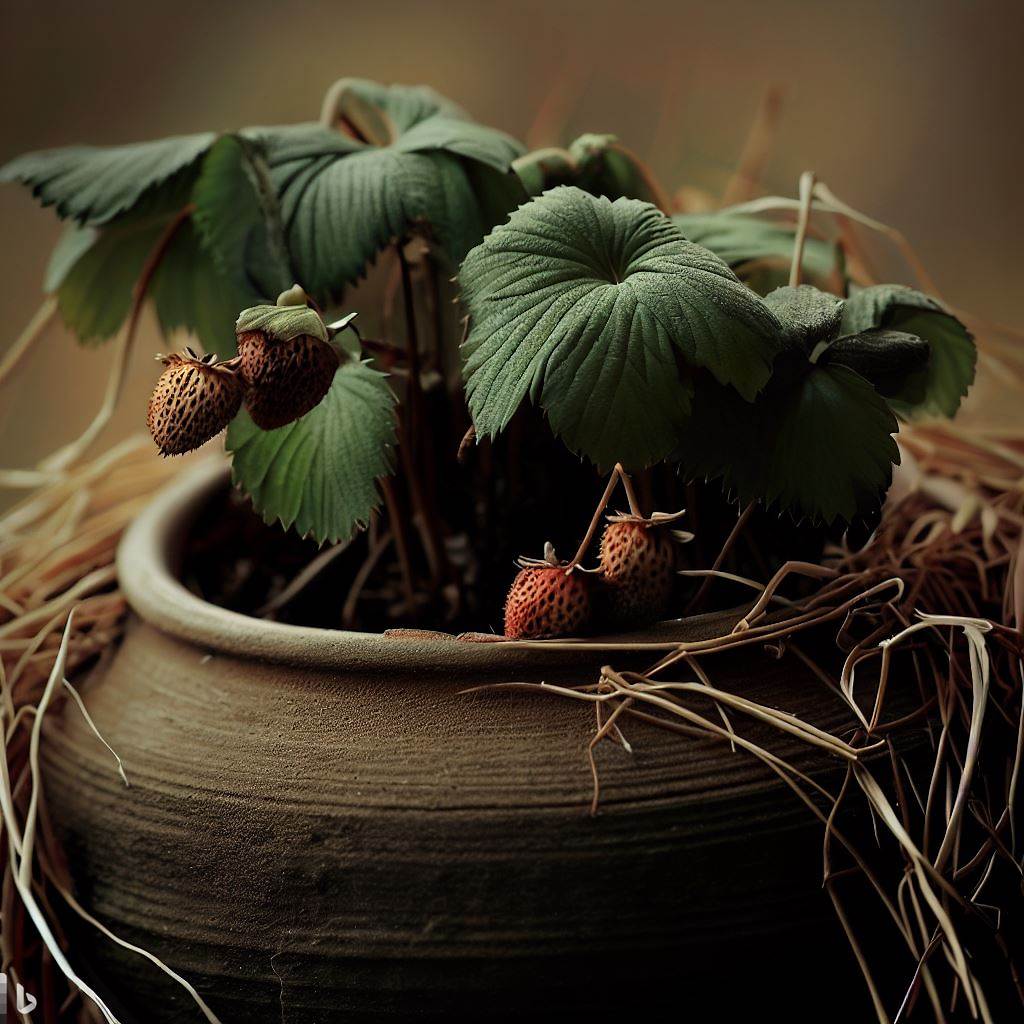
[150,221,258,359]
[674,212,842,296]
[823,329,931,404]
[764,284,844,348]
[51,213,169,343]
[44,225,100,293]
[839,284,975,418]
[513,134,669,209]
[679,360,899,524]
[512,147,577,195]
[191,134,292,297]
[459,186,782,470]
[0,133,215,225]
[43,147,264,354]
[226,359,398,543]
[248,80,526,294]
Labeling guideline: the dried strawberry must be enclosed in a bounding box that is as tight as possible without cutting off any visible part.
[235,288,339,431]
[598,512,685,626]
[504,543,592,639]
[146,349,244,456]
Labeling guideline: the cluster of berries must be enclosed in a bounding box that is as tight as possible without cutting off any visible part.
[504,512,688,640]
[147,287,338,456]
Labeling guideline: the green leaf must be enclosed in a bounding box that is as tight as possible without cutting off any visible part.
[226,359,398,543]
[234,302,327,344]
[44,149,263,354]
[513,134,668,209]
[840,284,975,418]
[764,284,843,347]
[512,147,577,195]
[150,220,257,359]
[823,329,930,403]
[191,134,292,297]
[250,80,525,294]
[674,212,842,296]
[53,207,255,356]
[679,361,899,524]
[0,133,215,225]
[459,187,782,471]
[51,212,169,343]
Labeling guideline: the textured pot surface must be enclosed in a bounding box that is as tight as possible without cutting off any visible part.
[44,461,877,1021]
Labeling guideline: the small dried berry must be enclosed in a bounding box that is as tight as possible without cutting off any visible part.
[146,349,244,456]
[238,330,339,430]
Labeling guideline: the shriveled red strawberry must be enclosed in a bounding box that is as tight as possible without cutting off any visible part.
[235,288,340,430]
[504,543,591,639]
[598,512,683,626]
[146,349,244,456]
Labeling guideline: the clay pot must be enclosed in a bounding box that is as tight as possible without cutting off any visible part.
[44,460,877,1022]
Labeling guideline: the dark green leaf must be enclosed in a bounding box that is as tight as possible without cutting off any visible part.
[191,135,291,296]
[226,358,398,544]
[250,80,525,293]
[1,133,215,225]
[459,187,782,470]
[52,213,168,343]
[679,361,899,524]
[512,147,577,195]
[840,284,976,418]
[150,221,257,359]
[824,329,930,403]
[765,284,844,347]
[674,212,841,296]
[513,134,668,208]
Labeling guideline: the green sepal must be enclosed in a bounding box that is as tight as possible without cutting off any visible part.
[235,302,328,344]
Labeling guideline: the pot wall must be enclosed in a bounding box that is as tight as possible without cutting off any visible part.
[42,463,877,1021]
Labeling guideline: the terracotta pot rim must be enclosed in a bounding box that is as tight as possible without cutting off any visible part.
[118,458,734,671]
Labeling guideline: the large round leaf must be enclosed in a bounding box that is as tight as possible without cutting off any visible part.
[226,359,398,544]
[459,186,783,471]
[840,284,975,418]
[248,80,526,294]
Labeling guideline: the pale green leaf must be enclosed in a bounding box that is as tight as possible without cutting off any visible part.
[226,359,398,543]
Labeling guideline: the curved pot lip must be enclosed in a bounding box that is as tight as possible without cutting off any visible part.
[118,458,740,672]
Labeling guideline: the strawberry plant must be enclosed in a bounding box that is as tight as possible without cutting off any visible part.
[1,79,977,636]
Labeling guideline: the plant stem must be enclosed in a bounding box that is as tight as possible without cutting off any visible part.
[788,170,817,288]
[684,501,755,614]
[394,239,453,595]
[0,299,58,391]
[380,476,417,616]
[565,464,638,571]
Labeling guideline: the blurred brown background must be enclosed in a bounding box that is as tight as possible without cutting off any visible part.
[1,0,1021,473]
